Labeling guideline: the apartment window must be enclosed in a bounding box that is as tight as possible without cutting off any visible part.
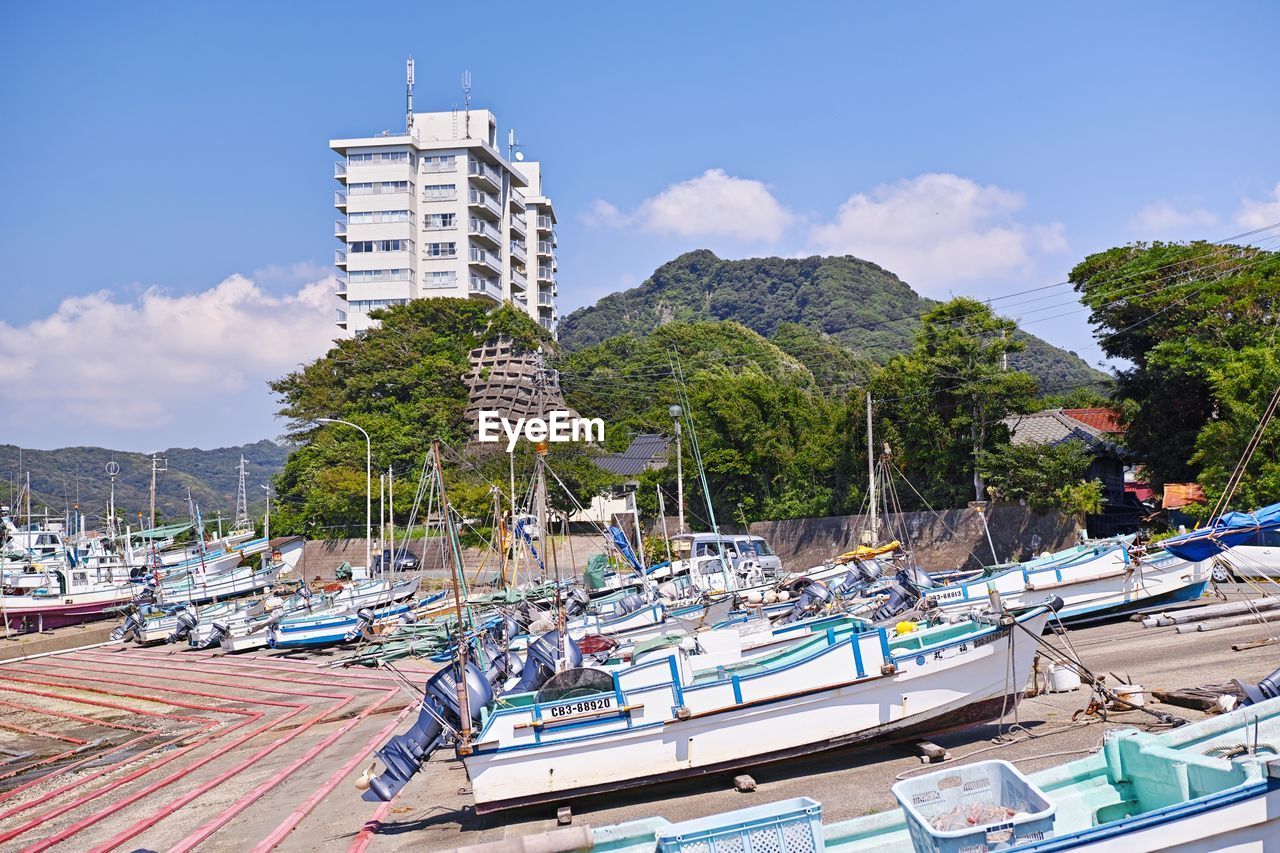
[348,180,411,196]
[424,212,456,229]
[350,239,412,253]
[348,210,411,224]
[349,298,409,312]
[350,268,413,283]
[348,151,412,165]
[424,242,457,258]
[424,271,459,288]
[422,183,456,201]
[421,155,457,173]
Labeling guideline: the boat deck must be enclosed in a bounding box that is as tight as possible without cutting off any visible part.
[0,583,1276,851]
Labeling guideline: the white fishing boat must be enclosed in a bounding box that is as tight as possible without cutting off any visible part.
[366,603,1051,812]
[234,576,421,651]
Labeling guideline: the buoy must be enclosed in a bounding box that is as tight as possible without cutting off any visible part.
[895,621,918,635]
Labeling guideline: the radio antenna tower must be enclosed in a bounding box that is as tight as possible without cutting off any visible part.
[405,57,415,134]
[233,455,250,531]
[462,70,472,138]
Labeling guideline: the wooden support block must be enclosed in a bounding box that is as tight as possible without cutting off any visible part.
[916,741,951,764]
[557,805,572,826]
[733,774,757,792]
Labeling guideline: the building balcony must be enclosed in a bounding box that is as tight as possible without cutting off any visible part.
[536,240,555,257]
[422,189,458,203]
[336,308,348,329]
[468,190,502,220]
[334,248,348,268]
[511,212,527,235]
[468,217,502,247]
[334,161,347,182]
[510,187,526,210]
[423,159,458,173]
[538,316,554,332]
[511,269,528,291]
[334,219,347,238]
[537,265,556,284]
[514,295,528,309]
[536,215,554,231]
[469,247,502,275]
[468,274,503,303]
[467,159,503,191]
[538,291,555,307]
[335,275,348,297]
[334,190,348,210]
[509,240,527,263]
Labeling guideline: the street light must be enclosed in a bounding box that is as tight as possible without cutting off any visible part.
[316,417,371,575]
[669,404,685,534]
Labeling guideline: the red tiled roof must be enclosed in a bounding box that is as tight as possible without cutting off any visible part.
[1062,407,1125,434]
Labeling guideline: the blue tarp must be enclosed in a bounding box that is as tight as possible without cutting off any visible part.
[1160,502,1280,562]
[608,526,644,573]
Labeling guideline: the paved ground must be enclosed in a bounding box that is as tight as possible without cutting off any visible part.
[0,585,1277,851]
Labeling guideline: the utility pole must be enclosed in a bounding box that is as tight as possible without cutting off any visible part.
[378,472,385,575]
[387,466,394,574]
[149,454,167,531]
[867,392,878,543]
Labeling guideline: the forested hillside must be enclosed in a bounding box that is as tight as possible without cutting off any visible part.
[0,440,287,528]
[558,250,1107,392]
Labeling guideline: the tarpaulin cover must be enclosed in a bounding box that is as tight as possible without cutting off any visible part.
[608,526,643,573]
[1160,501,1280,561]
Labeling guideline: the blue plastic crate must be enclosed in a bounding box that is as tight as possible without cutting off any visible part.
[891,760,1055,853]
[655,796,824,853]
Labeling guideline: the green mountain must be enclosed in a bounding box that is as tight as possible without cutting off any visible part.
[558,250,1108,391]
[0,440,288,530]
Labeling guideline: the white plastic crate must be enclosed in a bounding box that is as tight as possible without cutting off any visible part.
[891,759,1055,853]
[655,796,824,853]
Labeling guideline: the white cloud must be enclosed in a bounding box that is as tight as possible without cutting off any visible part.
[808,173,1068,292]
[1130,200,1218,234]
[0,273,337,433]
[1235,181,1280,230]
[586,169,794,242]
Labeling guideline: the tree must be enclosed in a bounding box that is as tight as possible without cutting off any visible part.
[874,298,1039,506]
[977,441,1104,515]
[1070,241,1280,490]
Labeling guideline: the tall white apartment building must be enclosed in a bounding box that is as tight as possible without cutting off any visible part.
[331,108,558,336]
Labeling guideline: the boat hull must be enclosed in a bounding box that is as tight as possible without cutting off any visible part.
[464,611,1048,812]
[2,590,135,631]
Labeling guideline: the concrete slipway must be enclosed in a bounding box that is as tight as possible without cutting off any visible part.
[0,585,1276,851]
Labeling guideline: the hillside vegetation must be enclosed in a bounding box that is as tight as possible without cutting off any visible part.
[558,250,1107,392]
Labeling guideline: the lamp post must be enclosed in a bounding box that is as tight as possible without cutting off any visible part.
[669,404,685,534]
[317,417,371,576]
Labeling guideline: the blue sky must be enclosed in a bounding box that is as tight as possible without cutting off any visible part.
[2,2,1278,450]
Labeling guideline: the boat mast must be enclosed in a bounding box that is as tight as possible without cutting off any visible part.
[430,440,472,750]
[867,391,878,543]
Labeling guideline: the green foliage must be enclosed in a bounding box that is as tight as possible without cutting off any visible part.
[978,440,1102,514]
[0,440,286,527]
[268,299,558,538]
[1071,241,1280,490]
[561,321,865,523]
[873,298,1040,506]
[558,250,1106,392]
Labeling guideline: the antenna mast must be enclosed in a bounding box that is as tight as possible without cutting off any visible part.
[462,70,472,138]
[149,454,167,531]
[405,57,415,135]
[234,455,250,531]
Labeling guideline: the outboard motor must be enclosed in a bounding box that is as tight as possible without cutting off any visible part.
[834,558,884,598]
[1236,666,1280,706]
[564,588,591,618]
[343,607,376,643]
[363,660,493,802]
[777,579,832,624]
[477,636,521,688]
[871,568,927,623]
[614,593,646,617]
[505,630,583,695]
[111,611,145,643]
[203,619,231,649]
[167,608,199,644]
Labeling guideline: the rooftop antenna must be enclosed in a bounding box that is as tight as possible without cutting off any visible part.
[462,70,472,139]
[405,57,415,135]
[508,128,525,162]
